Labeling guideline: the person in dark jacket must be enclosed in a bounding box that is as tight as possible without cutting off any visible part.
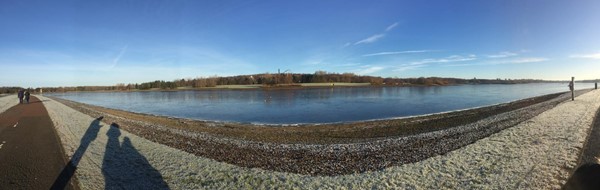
[17,89,24,104]
[24,91,30,104]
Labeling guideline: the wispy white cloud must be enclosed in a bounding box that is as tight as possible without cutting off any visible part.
[110,45,128,69]
[393,64,424,72]
[508,57,547,64]
[303,60,324,65]
[352,22,398,46]
[354,34,385,45]
[362,50,432,57]
[570,52,600,59]
[411,55,477,65]
[356,66,384,75]
[487,51,517,58]
[447,57,548,67]
[0,46,261,86]
[333,62,361,67]
[385,22,399,32]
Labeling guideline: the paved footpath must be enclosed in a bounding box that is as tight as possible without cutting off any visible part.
[0,96,77,189]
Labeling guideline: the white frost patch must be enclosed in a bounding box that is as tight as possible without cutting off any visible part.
[0,95,18,114]
[39,90,600,189]
[13,122,18,128]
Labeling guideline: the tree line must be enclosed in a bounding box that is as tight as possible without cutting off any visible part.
[0,87,30,94]
[1,71,559,93]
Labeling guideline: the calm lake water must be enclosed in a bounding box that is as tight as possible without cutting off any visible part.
[48,83,594,124]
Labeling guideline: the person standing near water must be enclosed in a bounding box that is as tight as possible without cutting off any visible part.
[24,91,30,104]
[17,89,24,104]
[569,77,574,101]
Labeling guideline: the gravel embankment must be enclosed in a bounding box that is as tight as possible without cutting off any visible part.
[40,89,600,189]
[51,90,587,176]
[0,95,18,114]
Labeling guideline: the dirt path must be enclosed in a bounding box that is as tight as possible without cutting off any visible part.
[0,96,77,189]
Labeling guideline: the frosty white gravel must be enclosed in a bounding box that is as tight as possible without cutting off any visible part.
[0,95,18,114]
[39,90,600,189]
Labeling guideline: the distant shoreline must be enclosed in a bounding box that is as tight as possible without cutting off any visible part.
[43,83,372,93]
[39,81,586,93]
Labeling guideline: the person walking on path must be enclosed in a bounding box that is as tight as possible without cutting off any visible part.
[24,91,30,104]
[17,89,24,104]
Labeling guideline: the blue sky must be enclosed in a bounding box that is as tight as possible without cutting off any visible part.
[1,0,600,87]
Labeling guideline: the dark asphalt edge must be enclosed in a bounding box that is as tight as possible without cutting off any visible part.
[34,96,81,190]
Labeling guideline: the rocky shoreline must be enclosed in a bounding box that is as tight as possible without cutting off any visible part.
[48,90,590,176]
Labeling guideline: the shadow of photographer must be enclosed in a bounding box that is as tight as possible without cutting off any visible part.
[102,123,168,189]
[51,117,168,189]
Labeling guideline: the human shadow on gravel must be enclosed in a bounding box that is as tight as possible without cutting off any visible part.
[51,117,104,189]
[102,123,169,189]
[563,163,600,190]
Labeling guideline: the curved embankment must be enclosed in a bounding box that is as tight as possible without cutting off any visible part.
[0,95,19,114]
[40,89,600,189]
[50,90,585,176]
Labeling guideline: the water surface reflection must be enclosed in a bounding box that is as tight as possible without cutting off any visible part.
[49,83,593,124]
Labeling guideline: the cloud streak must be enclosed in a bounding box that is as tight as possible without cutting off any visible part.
[385,22,399,32]
[411,55,477,65]
[355,66,384,75]
[333,63,361,67]
[362,50,432,57]
[354,34,385,45]
[508,57,547,64]
[352,22,398,45]
[110,45,128,69]
[570,52,600,59]
[447,57,548,66]
[487,51,517,58]
[393,64,424,72]
[302,60,324,65]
